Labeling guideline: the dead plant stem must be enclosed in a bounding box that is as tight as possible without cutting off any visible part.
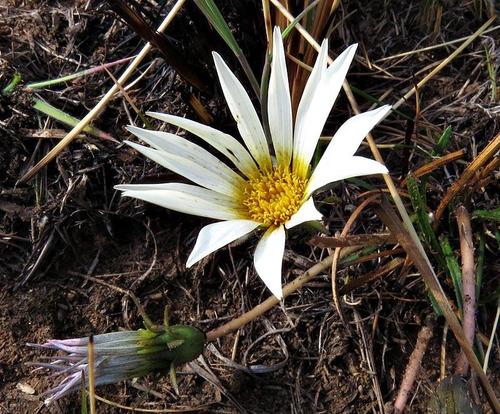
[394,319,434,414]
[455,205,477,376]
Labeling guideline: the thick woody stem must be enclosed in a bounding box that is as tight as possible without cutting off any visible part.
[394,319,434,413]
[455,205,476,376]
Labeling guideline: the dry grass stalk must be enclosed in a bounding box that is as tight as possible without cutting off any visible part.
[340,257,404,295]
[400,149,466,187]
[87,335,97,414]
[435,132,500,224]
[310,232,396,248]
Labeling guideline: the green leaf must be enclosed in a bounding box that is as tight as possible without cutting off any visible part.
[281,0,321,39]
[32,99,110,140]
[432,126,453,156]
[193,0,241,55]
[440,236,463,312]
[80,372,88,414]
[472,208,500,222]
[167,339,185,349]
[407,176,444,265]
[2,73,22,95]
[193,0,260,98]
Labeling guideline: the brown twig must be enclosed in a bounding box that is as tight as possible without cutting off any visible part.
[310,232,396,248]
[455,205,476,376]
[340,257,404,295]
[394,318,434,414]
[434,132,500,224]
[400,149,466,187]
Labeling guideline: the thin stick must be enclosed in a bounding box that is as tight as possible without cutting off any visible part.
[455,205,476,376]
[376,24,500,62]
[20,0,187,183]
[87,335,96,414]
[435,132,500,224]
[394,319,434,414]
[392,16,496,111]
[262,0,273,49]
[206,246,359,341]
[483,303,500,373]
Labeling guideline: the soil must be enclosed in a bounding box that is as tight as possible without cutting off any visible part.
[0,1,498,413]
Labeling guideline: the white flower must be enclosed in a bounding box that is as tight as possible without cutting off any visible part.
[115,27,390,299]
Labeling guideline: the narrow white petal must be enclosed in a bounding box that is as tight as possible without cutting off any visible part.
[293,44,358,178]
[292,38,328,176]
[306,156,388,196]
[306,105,391,196]
[127,126,246,188]
[321,105,391,160]
[285,197,323,229]
[268,27,293,166]
[186,219,260,267]
[125,140,241,197]
[213,52,272,170]
[146,112,259,178]
[115,182,244,221]
[254,225,286,299]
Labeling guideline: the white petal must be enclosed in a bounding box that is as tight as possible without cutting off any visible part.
[306,156,388,196]
[320,105,391,160]
[306,105,391,196]
[146,112,259,178]
[213,52,272,170]
[268,27,293,167]
[285,197,323,229]
[186,219,260,267]
[127,126,246,189]
[293,44,358,178]
[115,182,244,221]
[125,140,240,197]
[254,225,286,299]
[291,38,328,176]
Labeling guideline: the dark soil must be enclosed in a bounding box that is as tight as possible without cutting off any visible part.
[0,1,498,413]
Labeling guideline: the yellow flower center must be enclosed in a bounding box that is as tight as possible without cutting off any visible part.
[241,165,306,227]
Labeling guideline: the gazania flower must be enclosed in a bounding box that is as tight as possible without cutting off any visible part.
[28,325,205,404]
[115,27,390,298]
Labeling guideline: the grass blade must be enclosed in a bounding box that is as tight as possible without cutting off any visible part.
[440,236,463,312]
[33,99,116,142]
[193,0,260,98]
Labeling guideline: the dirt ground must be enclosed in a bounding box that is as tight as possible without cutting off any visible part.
[0,1,499,413]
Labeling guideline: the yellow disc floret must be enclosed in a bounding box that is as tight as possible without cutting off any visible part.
[241,165,306,227]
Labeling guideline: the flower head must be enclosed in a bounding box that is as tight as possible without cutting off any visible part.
[28,325,204,404]
[115,27,390,298]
